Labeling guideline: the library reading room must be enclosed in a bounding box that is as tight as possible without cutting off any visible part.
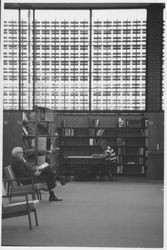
[1,1,166,248]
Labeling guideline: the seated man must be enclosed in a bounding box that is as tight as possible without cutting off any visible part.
[93,144,117,180]
[102,145,117,180]
[11,147,65,202]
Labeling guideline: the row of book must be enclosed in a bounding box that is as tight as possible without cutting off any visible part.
[117,156,144,165]
[113,165,145,174]
[117,147,144,155]
[63,128,105,137]
[89,128,104,137]
[64,128,75,136]
[62,128,145,138]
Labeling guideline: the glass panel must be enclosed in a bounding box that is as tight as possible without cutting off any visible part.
[3,8,147,111]
[35,10,90,110]
[3,10,19,110]
[92,9,146,110]
[20,10,33,109]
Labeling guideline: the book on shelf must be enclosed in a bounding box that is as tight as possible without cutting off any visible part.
[96,128,104,137]
[117,156,122,164]
[32,137,47,151]
[139,157,143,164]
[126,119,142,128]
[92,118,100,127]
[117,165,123,174]
[38,137,47,151]
[23,112,28,122]
[117,148,122,155]
[139,147,144,155]
[127,161,135,165]
[96,138,107,147]
[64,128,74,136]
[23,119,35,135]
[118,117,126,127]
[89,138,96,145]
[141,166,145,174]
[23,126,29,136]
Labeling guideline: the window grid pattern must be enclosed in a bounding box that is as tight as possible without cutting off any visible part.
[92,20,146,110]
[3,20,19,108]
[3,10,146,110]
[35,19,90,110]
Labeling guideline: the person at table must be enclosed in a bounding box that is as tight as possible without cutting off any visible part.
[11,146,66,201]
[102,145,117,180]
[93,143,117,180]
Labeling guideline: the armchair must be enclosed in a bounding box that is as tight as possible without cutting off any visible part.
[4,165,48,200]
[2,182,39,230]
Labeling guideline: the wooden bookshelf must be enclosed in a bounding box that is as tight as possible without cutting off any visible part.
[22,108,58,170]
[57,112,148,179]
[3,110,148,179]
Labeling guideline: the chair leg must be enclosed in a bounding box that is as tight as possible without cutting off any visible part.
[39,190,42,200]
[34,209,38,226]
[32,192,36,200]
[28,212,32,230]
[36,190,42,200]
[36,191,40,200]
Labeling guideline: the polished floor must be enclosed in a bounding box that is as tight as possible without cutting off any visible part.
[1,177,164,247]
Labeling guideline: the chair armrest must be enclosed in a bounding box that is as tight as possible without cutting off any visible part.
[3,177,35,188]
[4,177,35,182]
[2,191,34,198]
[2,192,38,213]
[3,180,36,200]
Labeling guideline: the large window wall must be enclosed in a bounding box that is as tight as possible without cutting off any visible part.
[3,8,146,110]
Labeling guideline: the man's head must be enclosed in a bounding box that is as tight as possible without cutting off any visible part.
[12,147,24,159]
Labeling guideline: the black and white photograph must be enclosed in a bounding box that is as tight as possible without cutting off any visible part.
[0,0,166,248]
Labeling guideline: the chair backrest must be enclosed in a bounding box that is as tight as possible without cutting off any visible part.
[4,165,18,188]
[2,182,10,207]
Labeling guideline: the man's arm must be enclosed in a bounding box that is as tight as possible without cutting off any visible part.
[12,158,34,178]
[92,153,106,158]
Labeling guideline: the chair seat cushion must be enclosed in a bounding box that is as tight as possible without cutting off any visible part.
[3,200,39,214]
[12,183,48,192]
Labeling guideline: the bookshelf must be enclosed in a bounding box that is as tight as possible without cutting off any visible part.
[3,111,23,167]
[22,108,58,170]
[57,112,148,179]
[3,110,148,179]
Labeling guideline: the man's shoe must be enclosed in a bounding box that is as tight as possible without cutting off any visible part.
[49,196,63,202]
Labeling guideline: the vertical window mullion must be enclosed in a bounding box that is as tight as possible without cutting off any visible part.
[54,21,57,110]
[89,9,92,111]
[18,9,21,110]
[28,9,31,109]
[32,9,36,109]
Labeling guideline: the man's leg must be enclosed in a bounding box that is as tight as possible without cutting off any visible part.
[99,160,105,181]
[106,163,113,181]
[56,175,69,185]
[49,189,63,202]
[40,168,63,201]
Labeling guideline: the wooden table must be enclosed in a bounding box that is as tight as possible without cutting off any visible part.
[66,155,103,159]
[65,155,104,180]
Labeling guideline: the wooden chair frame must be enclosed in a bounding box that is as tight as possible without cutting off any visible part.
[4,165,48,200]
[2,187,39,230]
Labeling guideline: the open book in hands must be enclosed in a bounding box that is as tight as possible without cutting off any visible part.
[37,162,50,171]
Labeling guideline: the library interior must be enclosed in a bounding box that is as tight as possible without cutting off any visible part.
[1,2,166,248]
